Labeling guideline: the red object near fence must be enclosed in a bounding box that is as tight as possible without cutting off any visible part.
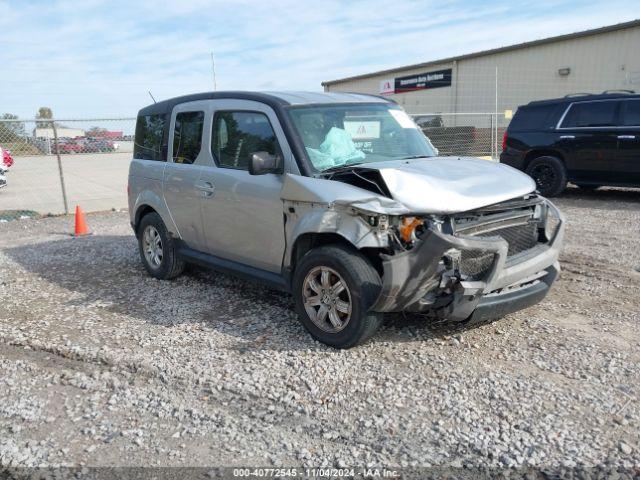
[1,146,14,167]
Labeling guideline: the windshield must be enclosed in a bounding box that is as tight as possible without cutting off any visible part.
[288,104,437,172]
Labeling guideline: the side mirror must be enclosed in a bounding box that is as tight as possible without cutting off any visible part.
[249,151,281,175]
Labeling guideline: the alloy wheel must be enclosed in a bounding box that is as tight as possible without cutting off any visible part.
[531,164,556,191]
[302,266,352,333]
[143,225,163,268]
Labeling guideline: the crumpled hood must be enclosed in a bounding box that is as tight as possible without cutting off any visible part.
[365,156,536,214]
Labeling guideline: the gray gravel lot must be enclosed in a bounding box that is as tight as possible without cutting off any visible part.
[0,187,639,470]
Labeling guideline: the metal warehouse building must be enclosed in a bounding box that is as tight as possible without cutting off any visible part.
[322,19,640,128]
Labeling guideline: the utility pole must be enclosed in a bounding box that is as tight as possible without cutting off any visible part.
[211,51,217,91]
[52,121,69,215]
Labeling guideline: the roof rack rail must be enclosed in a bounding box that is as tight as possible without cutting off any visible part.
[602,89,635,94]
[564,93,592,98]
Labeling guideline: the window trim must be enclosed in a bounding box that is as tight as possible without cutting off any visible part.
[210,109,282,171]
[556,99,623,130]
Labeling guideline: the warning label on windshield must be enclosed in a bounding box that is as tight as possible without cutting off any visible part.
[343,121,381,140]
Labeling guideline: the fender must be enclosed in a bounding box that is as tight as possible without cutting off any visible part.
[132,189,179,238]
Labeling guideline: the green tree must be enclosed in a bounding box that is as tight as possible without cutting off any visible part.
[36,106,53,127]
[0,113,25,141]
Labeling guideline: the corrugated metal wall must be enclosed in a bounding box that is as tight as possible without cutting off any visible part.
[324,25,640,116]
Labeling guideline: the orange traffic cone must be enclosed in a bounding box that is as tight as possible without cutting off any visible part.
[74,205,90,236]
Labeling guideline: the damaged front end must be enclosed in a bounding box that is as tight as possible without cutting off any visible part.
[371,194,564,322]
[282,172,564,324]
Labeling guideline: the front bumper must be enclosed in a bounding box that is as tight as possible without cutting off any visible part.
[371,202,564,320]
[465,265,558,324]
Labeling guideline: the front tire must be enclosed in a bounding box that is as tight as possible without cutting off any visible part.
[525,156,567,197]
[293,245,383,349]
[137,212,185,280]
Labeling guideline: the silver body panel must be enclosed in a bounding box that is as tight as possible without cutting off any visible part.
[163,101,210,251]
[366,157,537,214]
[197,99,296,272]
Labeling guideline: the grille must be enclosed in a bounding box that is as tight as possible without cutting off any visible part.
[457,220,540,280]
[459,250,495,280]
[476,222,539,256]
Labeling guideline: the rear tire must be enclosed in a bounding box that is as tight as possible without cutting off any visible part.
[293,245,383,349]
[137,212,185,280]
[525,156,567,197]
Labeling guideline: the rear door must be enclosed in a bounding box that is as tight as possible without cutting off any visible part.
[198,99,293,273]
[613,98,640,184]
[556,99,620,184]
[163,101,209,251]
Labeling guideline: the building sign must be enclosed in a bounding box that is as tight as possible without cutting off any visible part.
[393,68,452,93]
[379,78,394,95]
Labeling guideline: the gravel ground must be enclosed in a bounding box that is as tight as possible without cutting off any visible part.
[0,187,639,471]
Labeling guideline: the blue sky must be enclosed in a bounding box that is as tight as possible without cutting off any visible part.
[0,0,638,118]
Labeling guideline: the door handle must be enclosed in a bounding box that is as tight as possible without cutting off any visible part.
[559,135,575,139]
[617,135,636,140]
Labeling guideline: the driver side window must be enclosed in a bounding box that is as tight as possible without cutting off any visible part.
[211,111,279,170]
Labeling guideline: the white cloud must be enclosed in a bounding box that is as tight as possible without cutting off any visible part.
[0,0,637,117]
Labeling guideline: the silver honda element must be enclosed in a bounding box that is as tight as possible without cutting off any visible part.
[128,91,564,348]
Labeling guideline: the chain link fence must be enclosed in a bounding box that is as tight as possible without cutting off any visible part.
[411,112,507,159]
[0,118,135,222]
[0,113,508,222]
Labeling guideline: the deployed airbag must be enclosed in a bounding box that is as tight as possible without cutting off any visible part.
[306,127,365,170]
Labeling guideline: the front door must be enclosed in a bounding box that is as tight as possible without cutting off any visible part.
[162,102,209,251]
[198,99,294,273]
[612,99,640,184]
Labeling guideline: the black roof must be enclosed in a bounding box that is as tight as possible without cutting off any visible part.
[136,91,393,177]
[526,91,640,107]
[137,90,391,116]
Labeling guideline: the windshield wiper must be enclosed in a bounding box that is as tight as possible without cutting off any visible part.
[399,155,432,160]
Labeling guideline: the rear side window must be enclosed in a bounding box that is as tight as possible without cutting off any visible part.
[561,101,619,128]
[620,100,640,126]
[509,104,555,131]
[134,114,165,161]
[211,111,279,170]
[172,111,205,165]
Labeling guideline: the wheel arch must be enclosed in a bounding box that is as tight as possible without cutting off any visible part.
[523,149,566,171]
[291,232,354,270]
[289,232,384,279]
[134,204,158,234]
[131,188,179,239]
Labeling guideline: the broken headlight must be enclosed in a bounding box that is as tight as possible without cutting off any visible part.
[396,215,445,248]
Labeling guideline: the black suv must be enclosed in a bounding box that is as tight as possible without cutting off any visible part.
[500,91,640,196]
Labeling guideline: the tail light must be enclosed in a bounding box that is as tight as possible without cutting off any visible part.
[502,131,508,152]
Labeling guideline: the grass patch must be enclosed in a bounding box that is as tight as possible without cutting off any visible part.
[0,210,40,222]
[3,141,42,156]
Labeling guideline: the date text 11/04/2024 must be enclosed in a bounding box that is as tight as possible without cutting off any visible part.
[232,468,400,477]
